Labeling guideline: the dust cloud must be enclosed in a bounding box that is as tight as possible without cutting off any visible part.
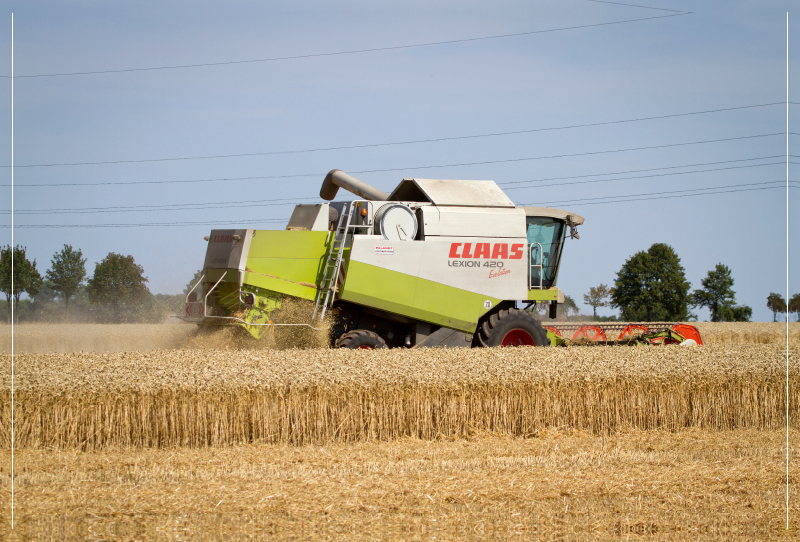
[1,298,332,354]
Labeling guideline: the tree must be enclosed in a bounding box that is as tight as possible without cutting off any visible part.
[86,253,150,322]
[766,293,787,322]
[611,243,691,322]
[583,284,611,320]
[691,263,751,322]
[789,293,800,322]
[719,304,753,322]
[0,245,43,323]
[559,295,580,320]
[45,244,87,317]
[534,294,580,320]
[691,264,734,321]
[33,279,60,303]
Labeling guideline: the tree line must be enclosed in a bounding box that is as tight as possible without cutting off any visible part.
[582,243,800,322]
[0,244,185,324]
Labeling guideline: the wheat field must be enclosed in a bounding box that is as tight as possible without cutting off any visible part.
[694,322,800,345]
[1,326,798,540]
[2,321,797,354]
[2,428,797,541]
[2,345,796,449]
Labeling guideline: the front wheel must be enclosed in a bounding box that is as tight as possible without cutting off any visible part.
[335,330,387,349]
[477,308,548,347]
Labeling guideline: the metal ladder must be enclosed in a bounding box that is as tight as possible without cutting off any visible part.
[313,202,356,321]
[529,242,543,290]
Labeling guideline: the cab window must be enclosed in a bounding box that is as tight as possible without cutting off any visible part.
[526,217,565,288]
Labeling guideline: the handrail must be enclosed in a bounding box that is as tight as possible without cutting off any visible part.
[185,273,206,303]
[179,269,323,329]
[204,271,228,317]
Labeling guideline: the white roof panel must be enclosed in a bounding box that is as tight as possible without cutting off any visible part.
[388,179,515,207]
[521,207,585,225]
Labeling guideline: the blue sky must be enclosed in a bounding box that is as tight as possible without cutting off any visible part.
[1,0,798,321]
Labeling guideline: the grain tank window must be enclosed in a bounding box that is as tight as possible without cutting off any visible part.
[526,217,565,288]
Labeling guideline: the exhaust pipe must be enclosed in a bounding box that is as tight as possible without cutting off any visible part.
[320,169,389,201]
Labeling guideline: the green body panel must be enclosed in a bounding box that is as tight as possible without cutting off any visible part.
[242,230,332,301]
[249,230,332,258]
[547,329,568,347]
[243,306,270,339]
[526,289,559,301]
[205,230,563,335]
[340,260,499,332]
[242,294,282,339]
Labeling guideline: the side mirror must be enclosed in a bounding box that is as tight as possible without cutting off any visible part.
[566,215,580,240]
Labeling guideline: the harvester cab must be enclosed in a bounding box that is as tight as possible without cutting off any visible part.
[183,169,585,348]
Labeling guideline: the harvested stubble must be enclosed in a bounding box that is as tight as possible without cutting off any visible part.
[4,429,798,541]
[2,345,796,450]
[0,323,197,354]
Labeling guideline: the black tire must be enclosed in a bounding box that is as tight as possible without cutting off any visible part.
[335,329,387,349]
[477,308,548,347]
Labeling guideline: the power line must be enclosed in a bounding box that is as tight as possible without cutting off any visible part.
[8,153,792,191]
[5,196,356,215]
[323,132,790,175]
[7,182,797,228]
[4,158,793,216]
[4,132,789,189]
[4,196,324,215]
[497,155,794,186]
[503,160,789,191]
[584,0,685,12]
[1,13,690,80]
[4,173,302,188]
[1,218,290,229]
[540,184,798,207]
[5,101,780,169]
[525,180,799,207]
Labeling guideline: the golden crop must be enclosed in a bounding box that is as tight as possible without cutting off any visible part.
[2,345,796,450]
[694,322,799,345]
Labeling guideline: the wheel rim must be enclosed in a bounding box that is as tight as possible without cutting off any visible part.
[500,329,535,347]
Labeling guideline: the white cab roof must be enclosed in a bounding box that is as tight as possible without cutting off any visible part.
[388,179,515,207]
[521,207,585,225]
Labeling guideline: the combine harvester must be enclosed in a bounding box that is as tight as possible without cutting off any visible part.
[182,169,702,348]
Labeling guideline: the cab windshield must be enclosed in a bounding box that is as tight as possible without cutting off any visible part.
[526,217,565,288]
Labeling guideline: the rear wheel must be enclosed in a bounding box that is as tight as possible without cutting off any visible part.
[335,329,387,349]
[477,308,548,347]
